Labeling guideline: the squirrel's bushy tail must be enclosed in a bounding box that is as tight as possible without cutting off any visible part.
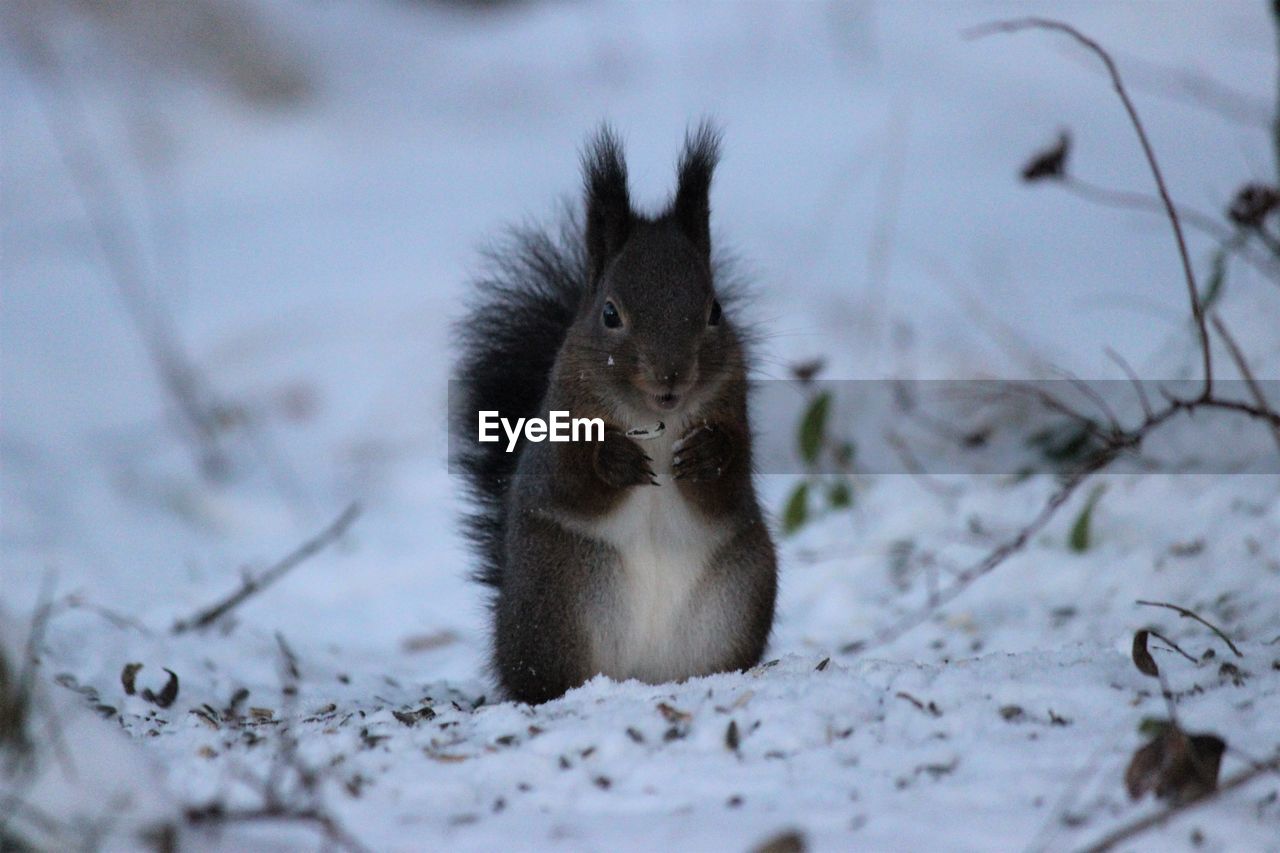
[453,215,588,589]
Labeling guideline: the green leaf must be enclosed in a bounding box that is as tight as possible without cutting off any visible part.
[798,392,831,465]
[782,482,809,535]
[1028,420,1100,465]
[827,478,853,509]
[1068,484,1107,553]
[1137,717,1172,737]
[834,441,857,470]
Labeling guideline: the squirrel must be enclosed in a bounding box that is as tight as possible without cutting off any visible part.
[454,123,778,705]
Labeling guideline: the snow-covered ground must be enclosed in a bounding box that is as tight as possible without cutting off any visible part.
[3,1,1278,850]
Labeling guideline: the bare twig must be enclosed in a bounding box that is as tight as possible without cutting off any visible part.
[1070,377,1122,435]
[884,431,964,499]
[172,503,360,634]
[184,629,366,852]
[11,576,57,750]
[853,370,1280,651]
[968,18,1213,394]
[50,594,151,635]
[1087,51,1271,130]
[1027,728,1128,853]
[865,103,910,340]
[1143,628,1199,666]
[1103,348,1154,421]
[1211,314,1280,454]
[1135,600,1243,658]
[851,452,1114,652]
[185,805,369,853]
[833,21,1280,656]
[14,34,232,480]
[1060,178,1279,283]
[1080,754,1280,852]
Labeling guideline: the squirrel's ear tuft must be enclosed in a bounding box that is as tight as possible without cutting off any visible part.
[582,125,632,285]
[672,120,721,260]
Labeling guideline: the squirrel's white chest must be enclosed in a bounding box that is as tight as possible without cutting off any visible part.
[586,432,729,683]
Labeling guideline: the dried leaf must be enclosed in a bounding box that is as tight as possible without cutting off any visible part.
[1125,725,1226,805]
[141,669,179,708]
[896,691,942,717]
[657,702,691,724]
[121,662,143,696]
[1227,182,1280,228]
[1021,130,1070,182]
[789,358,825,383]
[1132,630,1160,678]
[726,720,740,752]
[392,705,436,726]
[400,630,460,653]
[190,707,220,730]
[752,829,807,853]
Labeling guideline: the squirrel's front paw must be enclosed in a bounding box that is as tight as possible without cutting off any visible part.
[595,430,657,489]
[673,424,733,482]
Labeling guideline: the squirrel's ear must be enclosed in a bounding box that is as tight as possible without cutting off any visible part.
[672,120,721,260]
[582,125,632,285]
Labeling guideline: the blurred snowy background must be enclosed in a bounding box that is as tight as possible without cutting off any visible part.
[3,1,1279,850]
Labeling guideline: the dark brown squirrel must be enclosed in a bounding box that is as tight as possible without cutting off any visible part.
[454,123,777,704]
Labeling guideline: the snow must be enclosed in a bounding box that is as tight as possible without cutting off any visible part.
[2,1,1279,850]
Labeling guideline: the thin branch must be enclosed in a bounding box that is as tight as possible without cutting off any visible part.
[1080,755,1280,852]
[13,575,57,747]
[968,18,1212,394]
[1058,372,1121,434]
[172,503,361,634]
[850,452,1114,652]
[1061,177,1279,283]
[834,20,1280,657]
[852,380,1280,651]
[1104,347,1154,421]
[184,805,369,853]
[1144,628,1199,666]
[1089,51,1272,130]
[15,34,232,479]
[1064,177,1232,242]
[884,431,964,499]
[1210,314,1280,454]
[1135,600,1243,658]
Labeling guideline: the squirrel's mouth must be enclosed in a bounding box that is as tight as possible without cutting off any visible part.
[649,392,682,412]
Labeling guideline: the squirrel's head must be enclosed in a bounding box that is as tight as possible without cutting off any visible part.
[566,122,742,421]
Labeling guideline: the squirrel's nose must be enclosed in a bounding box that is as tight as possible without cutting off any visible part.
[638,360,697,396]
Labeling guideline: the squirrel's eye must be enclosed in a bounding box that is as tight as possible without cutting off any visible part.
[708,299,722,327]
[602,300,622,329]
